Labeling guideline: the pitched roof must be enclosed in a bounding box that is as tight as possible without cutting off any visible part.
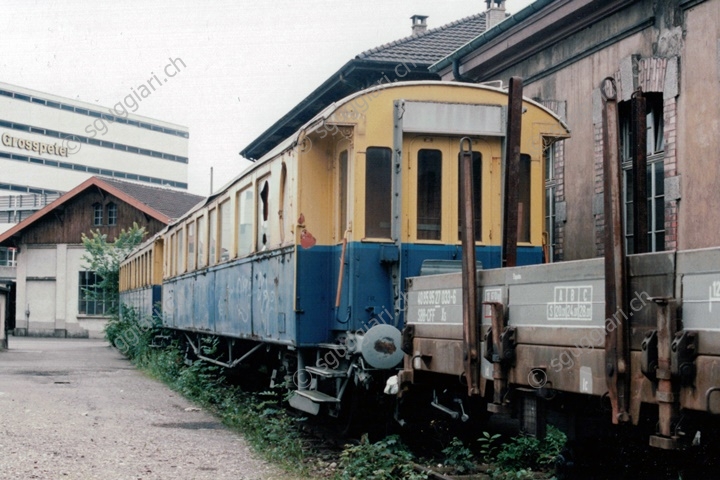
[357,12,490,65]
[0,176,203,244]
[241,11,500,161]
[98,177,203,221]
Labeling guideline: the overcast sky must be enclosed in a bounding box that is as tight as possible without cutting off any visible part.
[2,0,535,195]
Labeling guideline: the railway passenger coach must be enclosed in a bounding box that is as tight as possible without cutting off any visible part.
[119,81,569,416]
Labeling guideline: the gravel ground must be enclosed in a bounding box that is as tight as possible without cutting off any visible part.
[0,337,300,480]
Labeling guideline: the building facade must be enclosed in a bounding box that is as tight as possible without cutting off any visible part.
[0,177,202,338]
[0,80,190,235]
[434,0,713,261]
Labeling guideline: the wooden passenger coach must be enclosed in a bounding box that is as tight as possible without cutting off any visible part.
[120,81,569,416]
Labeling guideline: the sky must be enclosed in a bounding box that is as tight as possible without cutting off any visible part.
[1,0,535,196]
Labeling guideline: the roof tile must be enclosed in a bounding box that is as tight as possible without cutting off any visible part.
[99,177,203,221]
[356,12,490,65]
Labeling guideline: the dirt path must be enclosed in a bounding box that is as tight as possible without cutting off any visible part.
[0,337,296,480]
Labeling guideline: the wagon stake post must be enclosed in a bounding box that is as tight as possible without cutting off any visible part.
[648,297,681,450]
[600,77,631,425]
[459,136,480,396]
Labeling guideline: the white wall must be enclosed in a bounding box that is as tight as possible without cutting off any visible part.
[14,243,108,338]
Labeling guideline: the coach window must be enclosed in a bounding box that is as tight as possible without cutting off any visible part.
[257,177,270,250]
[417,149,442,240]
[197,215,207,268]
[187,220,196,271]
[209,208,218,265]
[167,234,174,276]
[518,154,531,243]
[219,200,232,262]
[176,228,185,274]
[168,234,174,276]
[279,163,287,243]
[457,152,482,241]
[237,186,254,257]
[338,150,349,238]
[365,147,392,238]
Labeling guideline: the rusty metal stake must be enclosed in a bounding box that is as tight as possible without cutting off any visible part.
[601,77,631,424]
[502,77,523,268]
[486,301,510,413]
[649,298,680,450]
[460,137,480,396]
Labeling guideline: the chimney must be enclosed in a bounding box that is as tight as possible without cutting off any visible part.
[485,0,507,30]
[411,15,428,35]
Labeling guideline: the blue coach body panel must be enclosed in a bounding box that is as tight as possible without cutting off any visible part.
[295,245,334,345]
[295,242,545,345]
[119,285,161,321]
[162,246,296,344]
[162,242,542,346]
[250,247,295,343]
[217,260,253,338]
[192,272,215,332]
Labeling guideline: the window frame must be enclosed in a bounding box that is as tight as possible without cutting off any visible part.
[416,148,443,241]
[187,219,196,271]
[456,150,483,243]
[78,271,113,316]
[106,202,117,226]
[363,146,393,240]
[620,93,665,254]
[256,176,271,250]
[236,185,255,258]
[544,142,557,262]
[93,203,103,226]
[219,199,232,262]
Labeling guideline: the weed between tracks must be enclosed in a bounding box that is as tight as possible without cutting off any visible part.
[106,308,566,479]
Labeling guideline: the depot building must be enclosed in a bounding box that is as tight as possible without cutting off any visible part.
[0,81,190,234]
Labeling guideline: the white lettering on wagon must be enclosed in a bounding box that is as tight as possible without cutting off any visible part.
[709,280,720,313]
[411,288,461,324]
[546,286,593,321]
[483,288,502,320]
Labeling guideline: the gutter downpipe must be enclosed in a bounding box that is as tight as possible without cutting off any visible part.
[452,59,474,83]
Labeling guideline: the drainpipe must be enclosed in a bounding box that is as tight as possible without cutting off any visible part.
[452,59,474,83]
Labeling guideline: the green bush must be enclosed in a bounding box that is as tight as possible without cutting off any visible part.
[491,425,566,478]
[105,305,159,362]
[338,434,427,480]
[442,437,476,473]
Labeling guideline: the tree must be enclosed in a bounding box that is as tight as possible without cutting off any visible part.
[81,222,146,315]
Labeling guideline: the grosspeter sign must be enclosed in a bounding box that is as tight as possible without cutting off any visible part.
[1,132,68,157]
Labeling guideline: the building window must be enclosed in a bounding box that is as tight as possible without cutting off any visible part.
[621,93,665,253]
[93,203,103,226]
[365,147,392,238]
[78,271,113,315]
[0,247,17,267]
[107,202,117,225]
[544,143,556,262]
